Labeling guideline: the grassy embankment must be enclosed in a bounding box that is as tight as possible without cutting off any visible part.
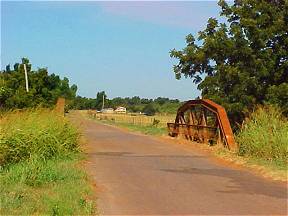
[87,107,287,179]
[0,109,95,215]
[211,106,287,180]
[237,107,287,171]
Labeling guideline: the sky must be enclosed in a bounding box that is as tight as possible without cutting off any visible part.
[1,1,222,101]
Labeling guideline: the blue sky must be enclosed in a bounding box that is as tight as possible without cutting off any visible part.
[1,1,221,101]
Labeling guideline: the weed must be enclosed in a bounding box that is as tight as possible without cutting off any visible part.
[236,106,288,165]
[0,108,80,166]
[0,109,95,214]
[0,156,95,215]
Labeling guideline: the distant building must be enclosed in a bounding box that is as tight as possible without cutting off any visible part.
[115,106,127,114]
[101,108,114,114]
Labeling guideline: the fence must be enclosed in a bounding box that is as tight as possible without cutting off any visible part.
[87,111,175,127]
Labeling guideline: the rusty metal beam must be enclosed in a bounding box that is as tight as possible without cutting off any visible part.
[167,99,236,150]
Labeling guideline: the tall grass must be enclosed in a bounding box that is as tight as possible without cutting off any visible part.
[237,106,288,165]
[0,109,95,214]
[0,108,79,166]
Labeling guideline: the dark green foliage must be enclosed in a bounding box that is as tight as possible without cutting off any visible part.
[170,0,288,125]
[142,103,158,116]
[69,91,107,110]
[0,58,77,109]
[152,118,160,126]
[95,91,107,110]
[69,96,96,110]
[266,83,288,115]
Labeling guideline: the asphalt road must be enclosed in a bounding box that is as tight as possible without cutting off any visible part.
[80,116,287,215]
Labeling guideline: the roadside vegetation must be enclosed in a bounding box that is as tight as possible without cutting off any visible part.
[0,109,95,215]
[236,106,287,169]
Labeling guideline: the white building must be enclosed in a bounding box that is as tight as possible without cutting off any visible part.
[115,106,127,114]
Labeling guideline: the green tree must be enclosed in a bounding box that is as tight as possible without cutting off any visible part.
[170,0,288,125]
[0,58,77,109]
[142,103,158,116]
[95,91,107,110]
[154,97,170,105]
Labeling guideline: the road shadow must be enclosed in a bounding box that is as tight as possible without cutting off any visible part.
[88,151,204,159]
[161,167,287,199]
[88,151,133,157]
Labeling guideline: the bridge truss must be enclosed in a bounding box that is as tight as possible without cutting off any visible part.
[167,99,236,150]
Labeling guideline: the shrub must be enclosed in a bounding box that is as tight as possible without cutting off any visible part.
[237,106,288,164]
[142,104,158,116]
[0,108,79,166]
[152,118,160,126]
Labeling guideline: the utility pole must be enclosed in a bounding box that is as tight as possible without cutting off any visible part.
[23,64,29,92]
[102,94,105,110]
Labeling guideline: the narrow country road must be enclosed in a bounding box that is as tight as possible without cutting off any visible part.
[76,114,287,215]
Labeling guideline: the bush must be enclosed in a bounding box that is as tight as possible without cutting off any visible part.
[237,106,288,164]
[152,118,160,126]
[142,104,158,116]
[0,109,79,166]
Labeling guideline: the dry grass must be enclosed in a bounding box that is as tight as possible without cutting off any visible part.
[87,111,175,128]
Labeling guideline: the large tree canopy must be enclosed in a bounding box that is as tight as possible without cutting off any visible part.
[170,0,288,124]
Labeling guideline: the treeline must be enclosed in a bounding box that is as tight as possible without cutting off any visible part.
[70,93,182,115]
[0,59,181,115]
[0,58,77,109]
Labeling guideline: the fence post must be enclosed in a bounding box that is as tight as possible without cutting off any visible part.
[55,97,65,116]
